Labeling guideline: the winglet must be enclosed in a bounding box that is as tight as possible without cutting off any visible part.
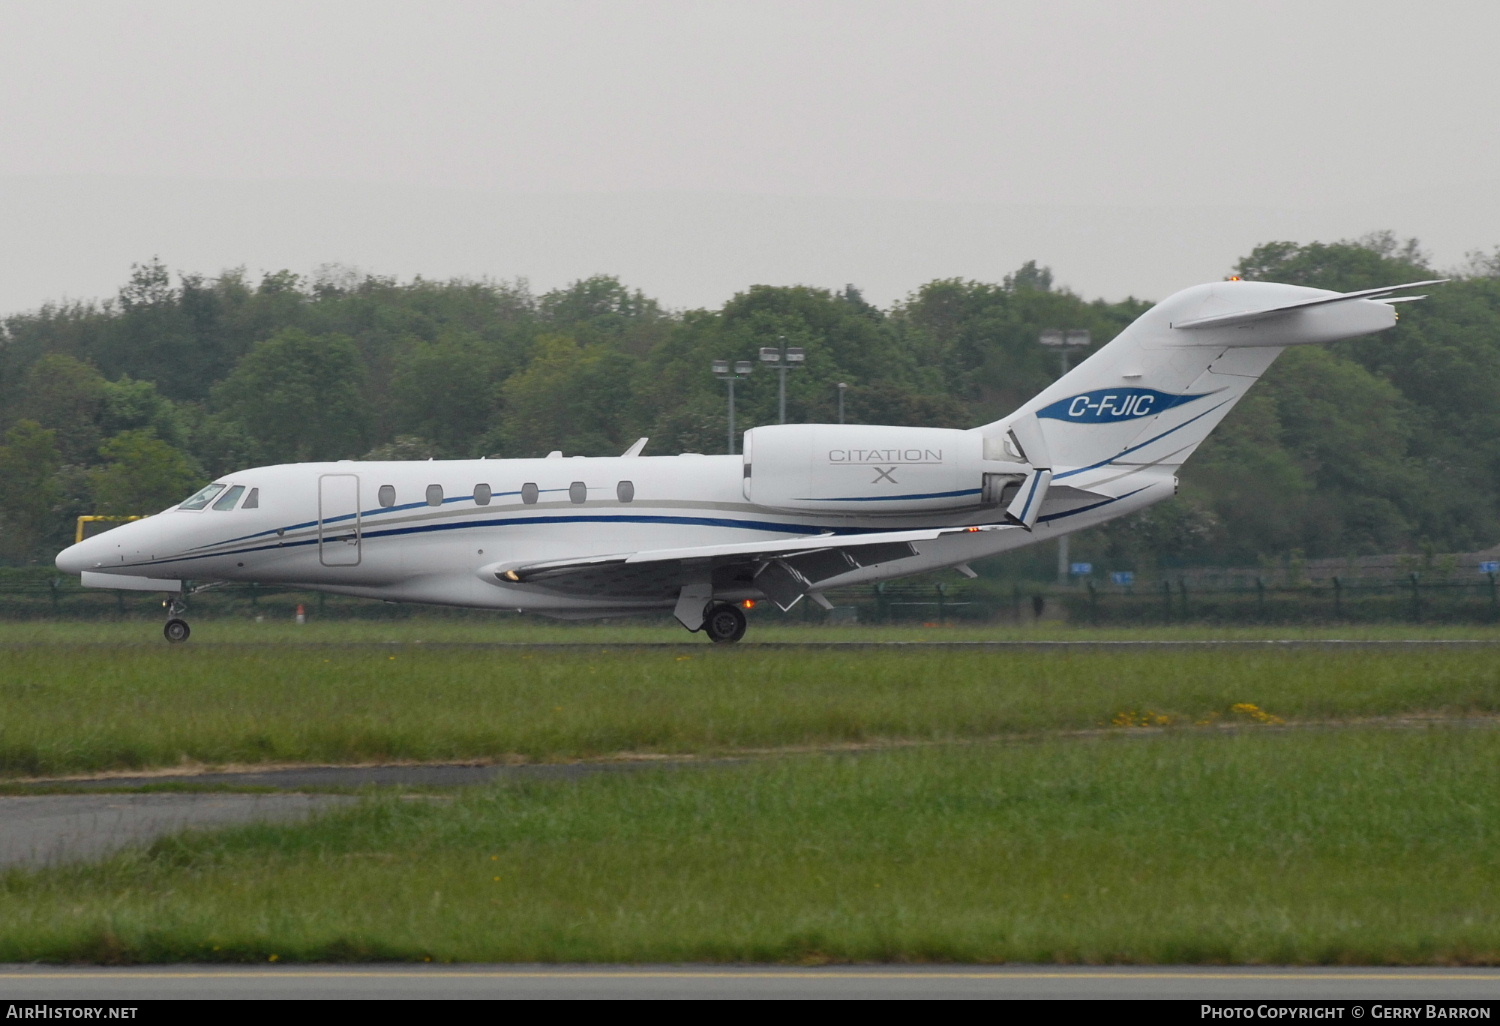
[621,437,649,458]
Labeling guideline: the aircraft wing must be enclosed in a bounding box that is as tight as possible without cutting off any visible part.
[480,522,1011,609]
[1169,279,1447,330]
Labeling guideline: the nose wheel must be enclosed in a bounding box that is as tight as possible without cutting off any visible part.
[162,595,190,644]
[703,602,748,644]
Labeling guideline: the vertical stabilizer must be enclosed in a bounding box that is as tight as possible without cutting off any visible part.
[976,279,1429,485]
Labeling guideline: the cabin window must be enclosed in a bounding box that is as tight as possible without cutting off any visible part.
[521,482,539,505]
[426,484,444,507]
[242,487,259,509]
[212,485,246,511]
[377,485,395,508]
[569,481,587,504]
[474,484,492,506]
[617,480,635,503]
[178,483,226,510]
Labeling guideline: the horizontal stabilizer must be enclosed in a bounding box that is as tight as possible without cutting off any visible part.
[1170,280,1448,330]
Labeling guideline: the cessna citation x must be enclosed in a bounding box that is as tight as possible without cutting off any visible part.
[56,278,1441,643]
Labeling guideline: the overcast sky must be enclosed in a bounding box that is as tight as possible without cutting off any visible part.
[2,0,1498,311]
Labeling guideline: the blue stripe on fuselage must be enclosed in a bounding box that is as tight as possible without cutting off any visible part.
[137,512,830,568]
[194,491,534,550]
[1053,400,1231,481]
[127,486,1153,572]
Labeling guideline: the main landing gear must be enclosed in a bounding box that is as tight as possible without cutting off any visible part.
[702,602,748,644]
[163,595,190,644]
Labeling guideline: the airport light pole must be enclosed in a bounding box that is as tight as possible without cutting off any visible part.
[1039,329,1092,586]
[837,382,848,424]
[1040,329,1092,378]
[759,337,806,424]
[712,359,755,455]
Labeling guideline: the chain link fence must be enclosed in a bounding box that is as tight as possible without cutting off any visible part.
[2,566,1498,625]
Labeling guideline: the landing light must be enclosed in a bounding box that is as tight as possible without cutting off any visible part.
[741,599,757,609]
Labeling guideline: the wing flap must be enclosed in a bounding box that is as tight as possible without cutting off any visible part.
[479,523,1009,602]
[489,524,1004,585]
[752,539,925,610]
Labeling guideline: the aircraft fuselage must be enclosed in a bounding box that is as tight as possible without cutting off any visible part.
[56,450,1166,616]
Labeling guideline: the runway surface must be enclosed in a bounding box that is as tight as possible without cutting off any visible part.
[2,964,1498,1000]
[493,639,1500,648]
[735,639,1500,650]
[12,638,1500,652]
[0,794,356,869]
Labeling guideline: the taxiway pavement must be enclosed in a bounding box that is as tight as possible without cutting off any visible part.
[0,794,357,869]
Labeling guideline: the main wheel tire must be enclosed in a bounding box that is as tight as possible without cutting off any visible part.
[163,618,191,644]
[703,603,747,644]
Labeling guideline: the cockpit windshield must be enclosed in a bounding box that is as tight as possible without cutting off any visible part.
[178,483,227,510]
[212,485,247,511]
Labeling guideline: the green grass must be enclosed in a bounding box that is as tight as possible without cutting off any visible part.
[4,728,1497,964]
[3,643,1498,777]
[3,617,1500,645]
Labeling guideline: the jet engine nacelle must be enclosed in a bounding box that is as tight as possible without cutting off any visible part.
[742,424,1023,514]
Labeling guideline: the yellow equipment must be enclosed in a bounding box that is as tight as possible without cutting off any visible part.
[75,515,147,545]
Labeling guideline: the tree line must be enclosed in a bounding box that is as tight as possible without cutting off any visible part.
[2,233,1498,574]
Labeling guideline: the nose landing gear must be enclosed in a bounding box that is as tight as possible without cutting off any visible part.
[163,596,190,644]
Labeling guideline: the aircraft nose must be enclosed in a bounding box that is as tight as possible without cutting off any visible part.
[55,540,93,574]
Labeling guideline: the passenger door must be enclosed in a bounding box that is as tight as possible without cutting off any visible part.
[318,474,362,567]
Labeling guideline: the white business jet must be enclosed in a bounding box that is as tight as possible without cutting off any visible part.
[56,278,1440,643]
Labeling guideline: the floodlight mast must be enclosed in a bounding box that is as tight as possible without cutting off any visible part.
[1039,328,1093,585]
[759,337,806,424]
[1039,328,1092,378]
[711,358,754,455]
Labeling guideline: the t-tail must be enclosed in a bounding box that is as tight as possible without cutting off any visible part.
[979,277,1443,526]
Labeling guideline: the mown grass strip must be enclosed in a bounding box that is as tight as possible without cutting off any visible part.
[3,646,1499,776]
[2,728,1496,964]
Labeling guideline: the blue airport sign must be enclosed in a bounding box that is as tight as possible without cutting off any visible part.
[1070,562,1093,576]
[1111,571,1135,586]
[1481,561,1500,574]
